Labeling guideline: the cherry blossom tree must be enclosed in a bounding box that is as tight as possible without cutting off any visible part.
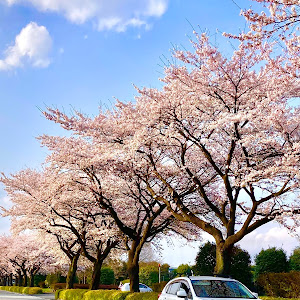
[43,30,299,277]
[225,0,299,77]
[1,169,120,289]
[0,236,14,286]
[0,234,55,287]
[38,122,193,292]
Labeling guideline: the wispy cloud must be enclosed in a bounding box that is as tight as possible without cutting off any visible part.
[0,22,52,71]
[1,0,169,32]
[239,224,299,258]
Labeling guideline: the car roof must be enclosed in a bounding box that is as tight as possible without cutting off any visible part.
[172,276,237,282]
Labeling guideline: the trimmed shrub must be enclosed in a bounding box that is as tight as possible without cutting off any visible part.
[0,286,42,295]
[55,289,63,300]
[257,271,300,298]
[42,288,53,293]
[125,292,159,300]
[58,289,89,300]
[27,287,43,294]
[151,281,167,292]
[21,287,30,294]
[83,290,130,300]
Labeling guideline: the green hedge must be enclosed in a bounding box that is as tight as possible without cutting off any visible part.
[56,289,159,300]
[83,290,130,300]
[125,292,159,300]
[0,286,43,294]
[58,289,89,300]
[257,271,300,298]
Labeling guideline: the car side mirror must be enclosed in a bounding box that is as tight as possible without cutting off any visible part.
[252,292,258,298]
[177,288,188,298]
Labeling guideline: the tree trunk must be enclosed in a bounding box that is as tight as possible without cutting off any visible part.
[29,271,34,287]
[17,271,23,286]
[128,261,139,292]
[214,243,233,276]
[23,271,28,287]
[127,242,141,292]
[90,258,104,290]
[66,253,80,289]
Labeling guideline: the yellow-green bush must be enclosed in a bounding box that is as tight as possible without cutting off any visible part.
[55,289,63,299]
[125,292,159,300]
[55,289,159,300]
[58,289,89,300]
[151,281,167,292]
[21,287,30,294]
[0,286,42,295]
[257,272,300,298]
[83,290,130,300]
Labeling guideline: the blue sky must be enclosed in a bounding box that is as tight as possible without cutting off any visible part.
[0,0,298,265]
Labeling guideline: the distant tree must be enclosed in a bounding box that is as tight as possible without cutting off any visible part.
[104,259,127,284]
[139,264,158,286]
[255,248,288,278]
[230,247,252,288]
[289,247,300,271]
[194,242,252,287]
[194,242,216,276]
[46,272,66,287]
[176,264,192,276]
[160,263,171,282]
[100,267,114,285]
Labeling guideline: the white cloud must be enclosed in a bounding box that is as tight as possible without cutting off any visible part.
[2,0,169,32]
[160,223,299,267]
[238,223,299,258]
[0,22,52,71]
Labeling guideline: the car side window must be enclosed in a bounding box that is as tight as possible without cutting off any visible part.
[139,284,146,289]
[180,281,193,299]
[167,282,181,295]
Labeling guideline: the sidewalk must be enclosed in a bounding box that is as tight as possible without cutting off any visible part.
[0,290,55,300]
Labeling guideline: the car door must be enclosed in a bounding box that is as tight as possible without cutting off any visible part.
[180,280,193,299]
[161,281,181,300]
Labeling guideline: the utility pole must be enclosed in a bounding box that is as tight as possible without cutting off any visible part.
[158,264,161,283]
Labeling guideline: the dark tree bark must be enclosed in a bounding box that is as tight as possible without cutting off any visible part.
[127,241,142,293]
[29,266,40,287]
[66,252,80,289]
[84,239,119,290]
[22,268,28,287]
[214,243,234,276]
[90,259,102,290]
[17,271,23,287]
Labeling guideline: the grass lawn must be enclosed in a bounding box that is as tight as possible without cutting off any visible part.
[261,297,300,300]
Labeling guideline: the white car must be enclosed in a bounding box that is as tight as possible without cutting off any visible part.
[158,276,259,300]
[119,282,153,292]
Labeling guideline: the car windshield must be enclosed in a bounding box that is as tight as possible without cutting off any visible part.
[191,280,256,298]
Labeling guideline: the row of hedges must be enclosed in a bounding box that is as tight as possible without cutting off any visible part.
[56,289,159,300]
[0,286,43,294]
[257,271,300,298]
[52,283,119,291]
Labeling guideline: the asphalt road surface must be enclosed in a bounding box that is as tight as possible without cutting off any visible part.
[0,291,55,300]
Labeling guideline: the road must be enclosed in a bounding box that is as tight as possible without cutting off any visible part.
[0,291,55,300]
